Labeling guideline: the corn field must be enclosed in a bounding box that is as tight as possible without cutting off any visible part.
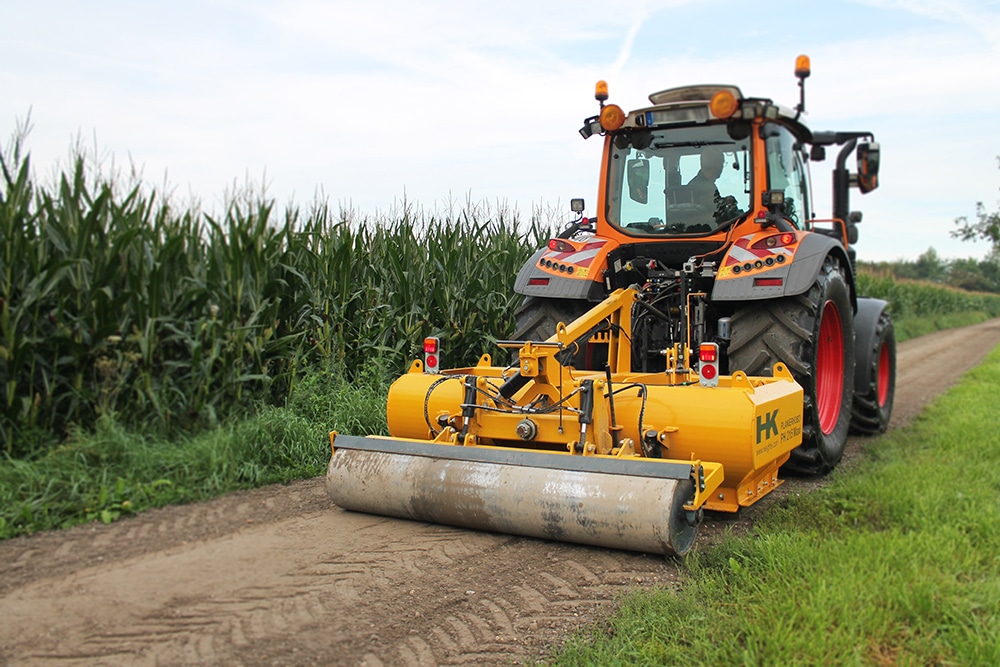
[1,139,549,458]
[856,271,1000,320]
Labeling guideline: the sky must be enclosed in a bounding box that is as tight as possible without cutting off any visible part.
[3,0,1000,261]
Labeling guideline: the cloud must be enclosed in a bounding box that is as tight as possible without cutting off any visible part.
[854,0,1000,48]
[2,0,998,258]
[608,2,651,75]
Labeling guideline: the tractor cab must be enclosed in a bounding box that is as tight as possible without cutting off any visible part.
[584,82,819,248]
[580,59,879,256]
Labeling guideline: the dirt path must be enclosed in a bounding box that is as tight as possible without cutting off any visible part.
[3,319,1000,667]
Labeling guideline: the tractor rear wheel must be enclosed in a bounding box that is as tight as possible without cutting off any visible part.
[727,255,856,475]
[512,297,592,368]
[850,310,896,434]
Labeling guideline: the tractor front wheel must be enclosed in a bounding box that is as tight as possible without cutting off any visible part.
[850,309,896,434]
[728,255,856,475]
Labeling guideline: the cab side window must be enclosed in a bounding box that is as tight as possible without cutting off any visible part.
[763,124,810,228]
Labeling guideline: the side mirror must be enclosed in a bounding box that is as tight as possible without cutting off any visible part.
[847,223,859,245]
[856,142,880,193]
[846,210,862,244]
[627,159,649,204]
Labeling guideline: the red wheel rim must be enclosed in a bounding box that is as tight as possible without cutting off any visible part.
[817,300,844,435]
[877,341,890,407]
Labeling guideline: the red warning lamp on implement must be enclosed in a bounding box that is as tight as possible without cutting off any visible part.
[699,343,719,387]
[423,337,441,373]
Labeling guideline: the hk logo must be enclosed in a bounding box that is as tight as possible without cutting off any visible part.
[756,409,778,443]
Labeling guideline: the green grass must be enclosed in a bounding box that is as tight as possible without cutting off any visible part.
[0,361,390,539]
[544,345,1000,666]
[892,310,997,341]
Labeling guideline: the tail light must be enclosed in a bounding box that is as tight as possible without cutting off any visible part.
[424,337,441,373]
[699,343,719,387]
[751,233,797,250]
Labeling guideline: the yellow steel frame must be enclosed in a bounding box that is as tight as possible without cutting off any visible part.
[381,287,803,514]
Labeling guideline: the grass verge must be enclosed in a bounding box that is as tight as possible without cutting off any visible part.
[893,310,997,341]
[545,345,1000,666]
[0,363,389,539]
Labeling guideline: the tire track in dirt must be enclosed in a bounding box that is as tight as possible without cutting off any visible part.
[2,319,999,666]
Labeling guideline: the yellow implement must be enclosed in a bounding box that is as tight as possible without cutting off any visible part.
[327,288,802,556]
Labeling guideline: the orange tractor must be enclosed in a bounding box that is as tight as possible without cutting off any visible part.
[512,55,895,474]
[326,56,896,556]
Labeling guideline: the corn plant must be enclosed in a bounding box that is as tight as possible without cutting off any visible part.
[858,270,1000,320]
[1,137,550,458]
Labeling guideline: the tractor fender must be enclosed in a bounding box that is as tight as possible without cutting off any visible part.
[712,232,856,305]
[782,233,855,300]
[514,247,608,301]
[513,248,549,293]
[853,297,890,395]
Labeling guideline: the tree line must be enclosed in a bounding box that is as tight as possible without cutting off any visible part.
[860,156,1000,294]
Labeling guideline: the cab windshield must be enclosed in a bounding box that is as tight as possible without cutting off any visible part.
[605,124,752,236]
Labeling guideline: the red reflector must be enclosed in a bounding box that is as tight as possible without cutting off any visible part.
[699,344,717,363]
[424,337,439,353]
[754,277,784,287]
[701,364,717,380]
[528,277,550,286]
[425,354,438,368]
